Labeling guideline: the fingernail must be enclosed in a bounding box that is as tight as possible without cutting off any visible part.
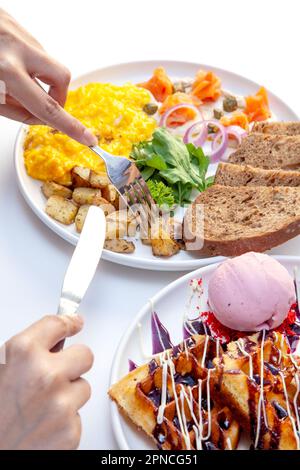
[82,129,98,147]
[63,313,84,326]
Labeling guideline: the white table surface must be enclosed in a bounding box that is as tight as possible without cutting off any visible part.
[0,0,299,450]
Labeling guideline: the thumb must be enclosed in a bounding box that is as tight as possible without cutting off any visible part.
[24,314,84,350]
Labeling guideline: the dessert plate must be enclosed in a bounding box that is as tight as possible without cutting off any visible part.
[15,60,299,271]
[110,255,300,450]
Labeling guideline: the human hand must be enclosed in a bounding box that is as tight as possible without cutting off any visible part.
[0,314,94,450]
[0,8,97,146]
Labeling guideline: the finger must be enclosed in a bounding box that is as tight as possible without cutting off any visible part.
[58,344,94,381]
[1,9,44,50]
[8,72,97,146]
[69,378,92,410]
[26,51,71,107]
[0,102,43,124]
[20,314,84,350]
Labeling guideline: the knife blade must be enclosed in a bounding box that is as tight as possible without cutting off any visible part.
[53,206,106,351]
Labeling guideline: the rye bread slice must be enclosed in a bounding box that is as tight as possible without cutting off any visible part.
[215,162,300,187]
[252,121,300,136]
[183,185,300,256]
[228,133,300,170]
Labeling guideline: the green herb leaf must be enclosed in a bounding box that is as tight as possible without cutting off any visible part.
[131,128,212,207]
[147,180,175,208]
[141,167,156,181]
[131,142,167,170]
[186,143,210,180]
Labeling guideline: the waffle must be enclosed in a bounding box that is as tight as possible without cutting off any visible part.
[211,331,300,450]
[109,334,240,450]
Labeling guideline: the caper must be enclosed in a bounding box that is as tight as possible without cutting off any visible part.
[223,95,238,112]
[173,79,193,94]
[143,103,158,115]
[208,124,219,134]
[213,108,224,120]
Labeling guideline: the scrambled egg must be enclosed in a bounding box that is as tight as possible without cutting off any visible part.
[24,83,156,185]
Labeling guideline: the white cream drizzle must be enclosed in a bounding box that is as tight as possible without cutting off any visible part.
[226,437,232,450]
[289,353,300,371]
[202,370,212,441]
[157,354,168,424]
[184,320,198,336]
[156,346,213,450]
[237,338,253,380]
[293,373,300,437]
[294,266,300,304]
[216,338,220,359]
[183,340,189,359]
[272,332,281,364]
[279,371,300,450]
[149,298,155,314]
[157,351,191,449]
[201,335,210,368]
[277,335,285,365]
[254,330,268,448]
[197,378,203,450]
[180,390,191,447]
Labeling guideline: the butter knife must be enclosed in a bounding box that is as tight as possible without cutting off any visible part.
[53,206,106,351]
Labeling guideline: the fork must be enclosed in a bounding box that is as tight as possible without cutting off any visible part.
[89,145,155,211]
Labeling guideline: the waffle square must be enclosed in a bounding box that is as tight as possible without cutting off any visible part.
[109,334,240,450]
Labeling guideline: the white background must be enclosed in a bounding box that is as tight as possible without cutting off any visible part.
[0,0,299,450]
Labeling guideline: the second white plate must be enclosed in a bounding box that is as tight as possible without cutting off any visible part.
[110,255,300,450]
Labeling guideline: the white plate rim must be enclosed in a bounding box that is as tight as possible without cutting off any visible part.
[14,60,300,272]
[109,254,300,450]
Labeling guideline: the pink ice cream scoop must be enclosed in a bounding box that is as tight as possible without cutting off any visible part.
[208,252,296,331]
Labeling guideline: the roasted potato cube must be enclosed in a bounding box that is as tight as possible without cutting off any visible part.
[45,196,78,225]
[140,226,151,245]
[41,182,72,199]
[72,188,104,206]
[71,166,91,188]
[105,210,135,239]
[151,229,180,257]
[75,205,90,233]
[106,210,130,225]
[106,221,127,240]
[102,184,118,204]
[98,199,116,217]
[90,171,110,189]
[104,239,135,254]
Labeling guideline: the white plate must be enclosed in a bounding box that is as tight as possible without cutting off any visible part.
[15,60,300,271]
[110,255,300,450]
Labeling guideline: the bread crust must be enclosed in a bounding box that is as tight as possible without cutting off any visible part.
[183,185,300,256]
[252,121,300,136]
[215,163,300,187]
[229,133,300,170]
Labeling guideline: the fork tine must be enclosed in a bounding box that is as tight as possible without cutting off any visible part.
[125,180,153,228]
[136,178,155,207]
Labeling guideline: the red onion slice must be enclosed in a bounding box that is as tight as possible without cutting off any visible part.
[209,122,228,162]
[159,103,202,128]
[226,125,247,145]
[183,120,207,146]
[212,125,247,161]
